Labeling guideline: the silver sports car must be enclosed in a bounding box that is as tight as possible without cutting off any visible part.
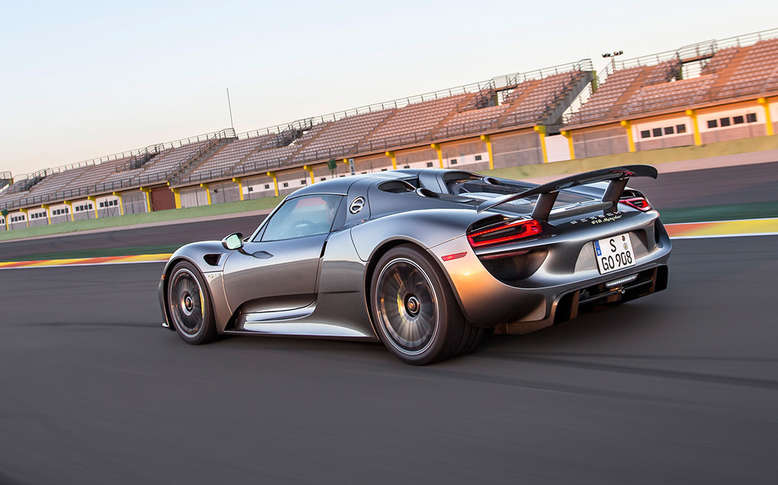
[159,165,671,364]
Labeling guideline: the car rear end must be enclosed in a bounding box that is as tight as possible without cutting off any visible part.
[431,166,671,334]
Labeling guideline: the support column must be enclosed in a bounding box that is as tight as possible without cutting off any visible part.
[87,196,99,219]
[170,188,181,209]
[140,188,152,213]
[42,205,51,225]
[479,135,495,170]
[758,97,774,136]
[266,172,279,197]
[64,201,75,221]
[232,178,244,201]
[685,109,702,146]
[534,126,549,162]
[620,120,636,152]
[430,144,443,168]
[20,209,29,228]
[200,184,212,205]
[4,215,8,231]
[113,192,125,215]
[385,151,397,170]
[560,130,575,160]
[303,165,315,184]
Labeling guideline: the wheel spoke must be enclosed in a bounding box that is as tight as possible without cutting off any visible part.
[376,258,438,355]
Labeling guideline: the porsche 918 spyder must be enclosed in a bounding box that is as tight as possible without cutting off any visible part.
[159,165,671,364]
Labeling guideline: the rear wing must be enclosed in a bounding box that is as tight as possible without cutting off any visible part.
[476,165,658,221]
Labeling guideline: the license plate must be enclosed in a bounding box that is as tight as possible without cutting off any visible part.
[593,233,636,274]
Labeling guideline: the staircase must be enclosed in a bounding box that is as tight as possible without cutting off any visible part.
[129,151,158,170]
[541,71,595,125]
[170,138,232,184]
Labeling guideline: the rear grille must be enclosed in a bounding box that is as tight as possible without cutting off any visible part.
[554,266,668,323]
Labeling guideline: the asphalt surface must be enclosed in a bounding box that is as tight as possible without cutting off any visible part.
[1,160,777,261]
[626,160,778,208]
[0,236,777,484]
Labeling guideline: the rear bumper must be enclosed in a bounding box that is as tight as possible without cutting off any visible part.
[430,212,671,327]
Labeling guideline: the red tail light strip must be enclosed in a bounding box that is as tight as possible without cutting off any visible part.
[620,197,651,212]
[467,219,542,248]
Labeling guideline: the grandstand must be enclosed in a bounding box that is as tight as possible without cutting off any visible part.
[564,29,778,157]
[2,27,777,231]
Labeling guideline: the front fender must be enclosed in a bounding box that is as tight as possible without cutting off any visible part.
[159,241,234,332]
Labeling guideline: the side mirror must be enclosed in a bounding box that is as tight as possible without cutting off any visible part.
[221,232,244,250]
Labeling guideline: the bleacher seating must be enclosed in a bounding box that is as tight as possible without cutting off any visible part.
[501,82,535,105]
[642,60,682,86]
[623,75,716,115]
[293,110,394,161]
[701,47,739,75]
[0,190,31,208]
[235,145,299,174]
[100,167,144,186]
[362,94,472,147]
[570,66,646,124]
[501,71,586,125]
[435,104,508,137]
[189,134,278,179]
[715,38,778,99]
[64,157,134,192]
[139,140,213,181]
[27,166,91,198]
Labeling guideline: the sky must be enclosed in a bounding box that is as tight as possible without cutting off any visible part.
[1,0,776,176]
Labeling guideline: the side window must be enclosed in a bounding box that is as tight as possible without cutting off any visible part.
[260,195,341,242]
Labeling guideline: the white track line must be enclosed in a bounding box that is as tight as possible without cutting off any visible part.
[670,232,778,240]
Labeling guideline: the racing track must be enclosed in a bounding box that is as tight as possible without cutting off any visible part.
[1,235,777,484]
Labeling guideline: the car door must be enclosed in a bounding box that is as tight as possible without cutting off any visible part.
[222,194,343,313]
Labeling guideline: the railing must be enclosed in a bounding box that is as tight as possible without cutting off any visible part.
[0,171,11,180]
[495,59,594,88]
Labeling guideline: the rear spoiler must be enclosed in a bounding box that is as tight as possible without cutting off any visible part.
[476,165,658,221]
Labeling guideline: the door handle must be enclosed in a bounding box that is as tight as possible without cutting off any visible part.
[251,250,273,259]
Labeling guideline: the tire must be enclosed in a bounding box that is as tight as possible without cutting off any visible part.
[167,261,217,345]
[369,244,474,365]
[458,327,491,355]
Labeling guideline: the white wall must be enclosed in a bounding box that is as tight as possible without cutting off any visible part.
[443,151,488,168]
[72,199,94,214]
[544,134,571,162]
[698,106,762,133]
[632,115,692,141]
[96,195,120,208]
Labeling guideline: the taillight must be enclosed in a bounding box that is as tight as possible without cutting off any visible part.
[620,197,651,212]
[467,219,542,248]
